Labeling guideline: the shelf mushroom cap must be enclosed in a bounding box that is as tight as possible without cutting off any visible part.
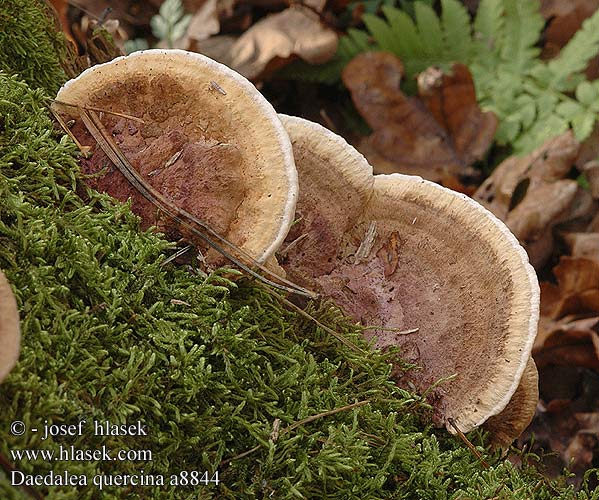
[55,49,297,263]
[482,357,539,448]
[278,115,373,277]
[278,115,540,434]
[0,270,20,382]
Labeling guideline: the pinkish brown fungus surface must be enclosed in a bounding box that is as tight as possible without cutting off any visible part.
[280,178,512,424]
[62,73,246,259]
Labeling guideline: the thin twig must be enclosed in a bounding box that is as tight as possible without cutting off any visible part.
[51,100,146,123]
[447,418,490,469]
[278,233,309,257]
[160,245,192,267]
[360,325,419,335]
[259,283,366,354]
[221,445,261,465]
[284,400,370,433]
[49,106,91,156]
[78,108,316,299]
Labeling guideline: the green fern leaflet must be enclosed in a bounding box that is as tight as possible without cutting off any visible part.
[294,0,599,153]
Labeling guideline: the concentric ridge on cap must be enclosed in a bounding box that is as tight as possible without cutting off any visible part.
[379,173,540,432]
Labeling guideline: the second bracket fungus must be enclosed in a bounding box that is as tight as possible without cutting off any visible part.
[53,49,297,264]
[278,115,540,439]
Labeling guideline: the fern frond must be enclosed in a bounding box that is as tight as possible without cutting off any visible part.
[344,28,374,54]
[513,113,569,152]
[440,0,473,62]
[363,13,399,53]
[381,5,426,59]
[473,0,503,50]
[497,0,543,71]
[150,0,191,48]
[547,8,599,90]
[576,81,599,106]
[414,2,444,56]
[280,0,599,154]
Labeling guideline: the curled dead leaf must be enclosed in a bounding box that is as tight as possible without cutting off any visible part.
[183,0,221,44]
[342,52,496,183]
[554,256,599,298]
[227,6,338,80]
[418,64,498,166]
[534,256,599,372]
[474,132,591,268]
[475,132,579,220]
[581,160,599,198]
[538,257,599,321]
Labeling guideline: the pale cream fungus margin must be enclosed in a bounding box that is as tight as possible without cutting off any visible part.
[277,115,540,443]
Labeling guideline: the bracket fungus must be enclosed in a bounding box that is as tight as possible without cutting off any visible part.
[53,49,297,264]
[0,269,20,383]
[277,115,540,440]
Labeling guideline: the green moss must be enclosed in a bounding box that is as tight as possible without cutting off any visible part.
[0,0,72,94]
[0,74,596,499]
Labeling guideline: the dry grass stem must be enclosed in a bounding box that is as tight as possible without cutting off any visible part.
[354,221,377,263]
[447,418,490,469]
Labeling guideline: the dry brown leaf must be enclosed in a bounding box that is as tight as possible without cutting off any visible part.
[474,132,585,268]
[539,282,562,318]
[418,64,498,166]
[575,412,599,431]
[506,180,578,264]
[342,53,496,183]
[301,0,329,11]
[185,0,220,43]
[194,34,237,62]
[535,315,598,349]
[577,122,599,169]
[581,160,599,198]
[564,431,598,471]
[534,315,599,369]
[226,6,338,79]
[534,255,599,372]
[535,343,599,371]
[475,133,579,219]
[69,0,156,33]
[538,256,599,321]
[554,256,599,296]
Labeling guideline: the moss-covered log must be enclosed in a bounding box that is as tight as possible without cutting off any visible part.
[0,71,596,500]
[0,0,598,497]
[0,0,78,94]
